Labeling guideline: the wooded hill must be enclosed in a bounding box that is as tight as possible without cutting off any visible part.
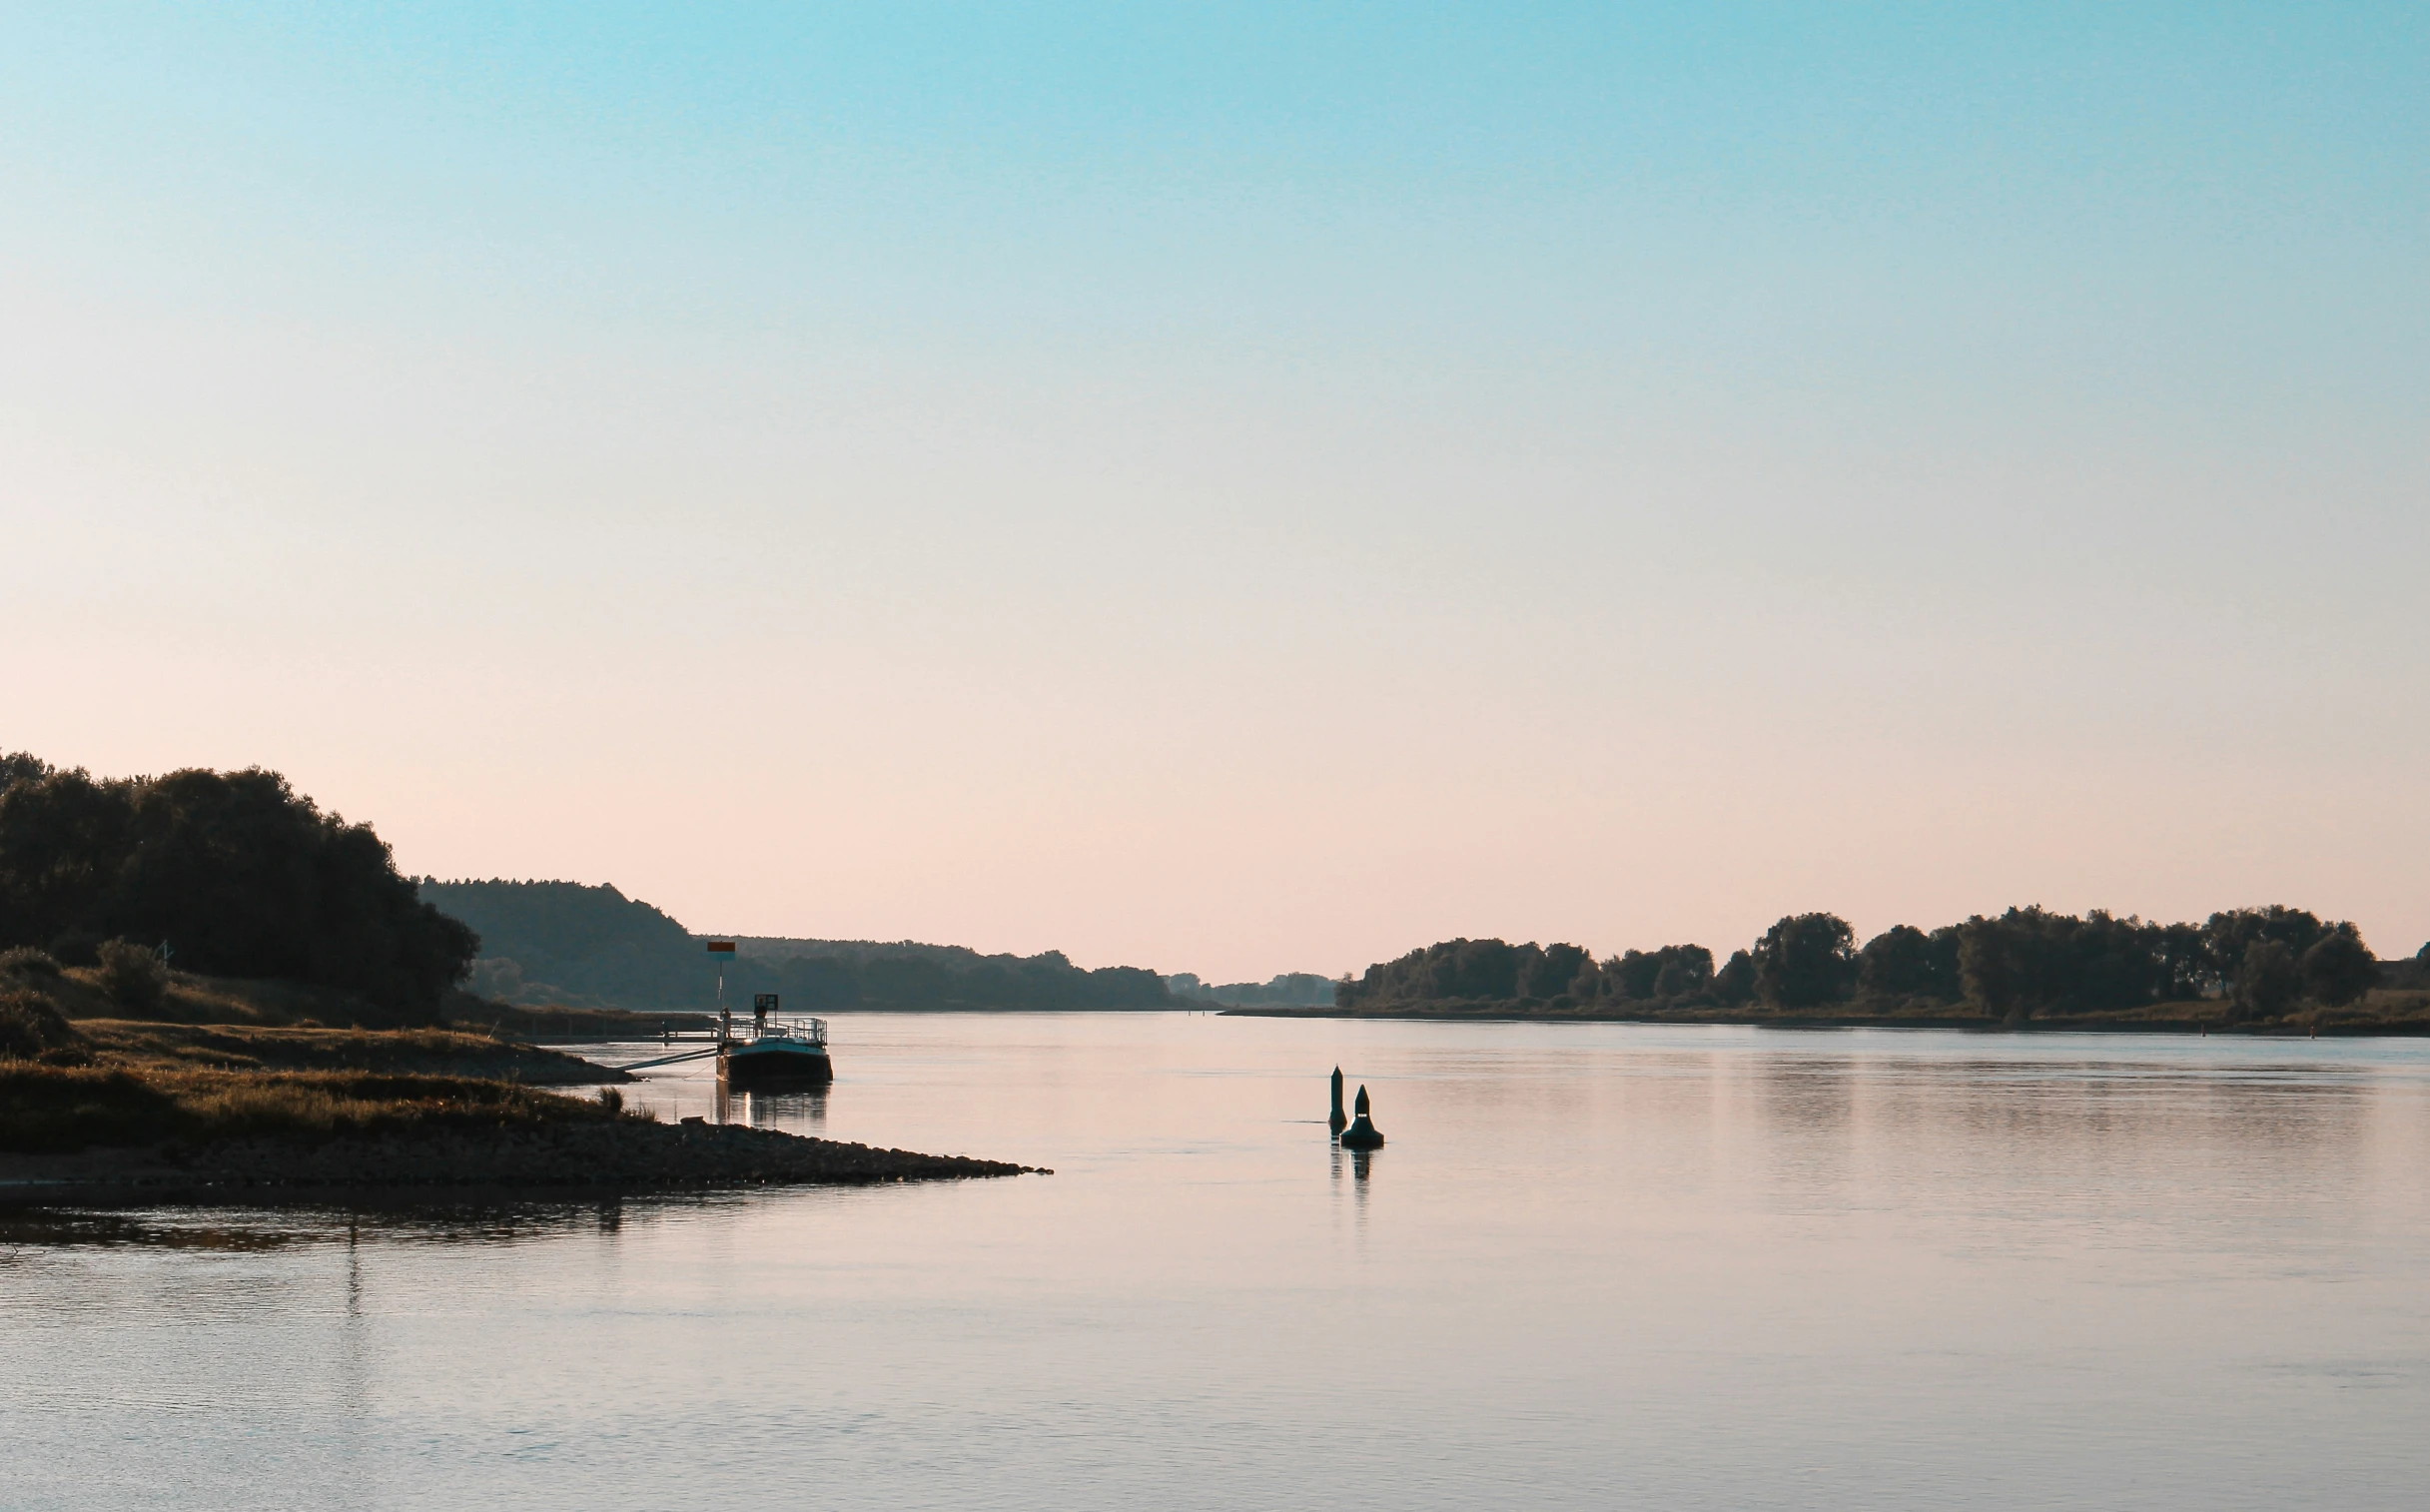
[418,879,1177,1013]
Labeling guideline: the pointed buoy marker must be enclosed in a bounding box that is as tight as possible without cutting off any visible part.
[1339,1084,1384,1149]
[1329,1067,1347,1134]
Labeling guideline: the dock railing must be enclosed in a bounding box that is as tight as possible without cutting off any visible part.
[748,1015,827,1048]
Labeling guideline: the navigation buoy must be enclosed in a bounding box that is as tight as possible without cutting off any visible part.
[1339,1085,1384,1149]
[1329,1066,1347,1134]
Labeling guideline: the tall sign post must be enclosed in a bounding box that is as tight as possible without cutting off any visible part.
[707,941,737,1044]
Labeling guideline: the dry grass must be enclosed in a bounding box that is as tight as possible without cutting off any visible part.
[3,963,401,1028]
[0,1062,641,1155]
[0,983,645,1157]
[75,1020,623,1083]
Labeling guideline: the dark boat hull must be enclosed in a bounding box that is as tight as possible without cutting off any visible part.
[718,1046,834,1090]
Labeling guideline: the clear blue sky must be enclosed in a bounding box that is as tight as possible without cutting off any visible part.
[4,4,2424,977]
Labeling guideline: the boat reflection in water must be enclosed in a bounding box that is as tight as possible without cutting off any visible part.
[716,1086,829,1132]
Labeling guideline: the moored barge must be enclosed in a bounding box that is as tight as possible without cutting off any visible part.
[719,993,834,1091]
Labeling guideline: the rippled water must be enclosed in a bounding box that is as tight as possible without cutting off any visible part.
[6,1014,2429,1510]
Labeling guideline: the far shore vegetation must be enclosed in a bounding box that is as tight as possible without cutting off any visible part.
[420,878,1177,1013]
[1305,909,2430,1034]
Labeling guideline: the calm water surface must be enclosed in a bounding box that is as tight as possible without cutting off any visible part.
[6,1014,2429,1510]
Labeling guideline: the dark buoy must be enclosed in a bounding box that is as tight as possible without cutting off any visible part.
[1339,1084,1383,1149]
[1329,1067,1347,1134]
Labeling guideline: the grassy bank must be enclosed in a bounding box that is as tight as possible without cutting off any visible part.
[1226,987,2430,1036]
[0,1060,1040,1203]
[0,1062,612,1154]
[468,1001,716,1042]
[0,970,1039,1203]
[78,1020,626,1084]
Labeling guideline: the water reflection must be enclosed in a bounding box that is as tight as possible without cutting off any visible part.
[9,1018,2430,1512]
[713,1083,829,1130]
[0,1199,708,1252]
[739,1088,828,1131]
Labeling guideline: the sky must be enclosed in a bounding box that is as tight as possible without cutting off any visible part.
[2,3,2425,981]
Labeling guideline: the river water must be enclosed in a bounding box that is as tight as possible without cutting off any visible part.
[5,1013,2428,1510]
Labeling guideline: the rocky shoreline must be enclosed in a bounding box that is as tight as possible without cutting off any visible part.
[0,1119,1045,1207]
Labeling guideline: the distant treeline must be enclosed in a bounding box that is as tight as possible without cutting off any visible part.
[0,755,476,1013]
[1340,907,2421,1022]
[419,879,1176,1012]
[1165,972,1336,1008]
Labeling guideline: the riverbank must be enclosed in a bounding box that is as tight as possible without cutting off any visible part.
[78,1019,633,1082]
[0,1012,1042,1206]
[1223,988,2430,1036]
[0,1110,1043,1207]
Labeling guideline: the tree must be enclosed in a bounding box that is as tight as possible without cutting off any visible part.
[1653,946,1714,1000]
[0,754,476,1014]
[1858,925,1961,1002]
[1519,942,1596,1001]
[2233,940,2301,1020]
[2301,927,2377,1009]
[2204,907,2327,997]
[1608,949,1662,1001]
[1754,914,1856,1009]
[1608,944,1713,1002]
[2155,922,2209,1001]
[1713,950,1757,1006]
[1958,917,2024,1019]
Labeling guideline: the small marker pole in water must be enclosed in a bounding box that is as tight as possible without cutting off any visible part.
[1329,1067,1347,1134]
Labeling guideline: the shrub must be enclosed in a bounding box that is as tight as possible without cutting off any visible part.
[0,946,61,978]
[1755,913,1858,1009]
[47,932,101,968]
[0,988,78,1059]
[96,939,168,1013]
[2233,941,2301,1020]
[2301,928,2378,1009]
[596,1087,624,1116]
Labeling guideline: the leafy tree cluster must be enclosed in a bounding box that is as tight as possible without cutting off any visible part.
[0,755,476,1014]
[1609,944,1717,1002]
[1167,972,1337,1007]
[1337,904,2387,1020]
[419,879,1177,1012]
[1335,938,1601,1010]
[745,946,1170,1012]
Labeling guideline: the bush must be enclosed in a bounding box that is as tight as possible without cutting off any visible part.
[0,988,78,1059]
[0,946,61,978]
[96,939,168,1013]
[2301,929,2378,1009]
[2233,940,2301,1020]
[1755,914,1858,1009]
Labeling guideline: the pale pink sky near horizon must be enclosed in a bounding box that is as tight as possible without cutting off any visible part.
[5,6,2425,981]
